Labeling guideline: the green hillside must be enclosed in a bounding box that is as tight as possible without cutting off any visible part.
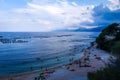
[88,23,120,80]
[96,23,120,54]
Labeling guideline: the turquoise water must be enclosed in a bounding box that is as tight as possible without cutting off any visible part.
[0,32,99,76]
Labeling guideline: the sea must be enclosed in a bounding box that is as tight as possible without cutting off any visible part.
[0,32,100,76]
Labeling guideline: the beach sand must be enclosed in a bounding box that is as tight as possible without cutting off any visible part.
[0,46,112,80]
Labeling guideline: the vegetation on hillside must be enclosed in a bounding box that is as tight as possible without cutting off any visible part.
[96,23,120,54]
[88,23,120,80]
[88,57,120,80]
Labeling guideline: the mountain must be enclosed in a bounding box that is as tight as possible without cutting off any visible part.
[74,26,105,32]
[54,26,105,32]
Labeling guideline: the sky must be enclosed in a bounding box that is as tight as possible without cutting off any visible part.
[0,0,120,32]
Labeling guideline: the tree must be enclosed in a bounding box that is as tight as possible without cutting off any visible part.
[96,23,119,53]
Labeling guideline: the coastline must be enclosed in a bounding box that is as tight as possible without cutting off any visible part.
[0,43,113,80]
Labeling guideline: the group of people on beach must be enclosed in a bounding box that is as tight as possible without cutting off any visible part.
[34,42,110,80]
[34,67,56,80]
[31,48,92,79]
[34,70,46,80]
[78,48,91,67]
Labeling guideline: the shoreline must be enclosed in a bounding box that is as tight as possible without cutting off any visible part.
[0,61,72,77]
[0,56,83,78]
[0,43,113,80]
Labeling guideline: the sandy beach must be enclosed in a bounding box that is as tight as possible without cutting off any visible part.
[0,45,113,80]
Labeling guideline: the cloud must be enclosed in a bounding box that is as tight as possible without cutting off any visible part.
[108,0,120,5]
[0,0,94,31]
[107,0,120,10]
[0,0,120,32]
[91,1,120,27]
[82,0,120,28]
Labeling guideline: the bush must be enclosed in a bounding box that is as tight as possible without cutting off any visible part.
[112,41,120,54]
[88,57,120,80]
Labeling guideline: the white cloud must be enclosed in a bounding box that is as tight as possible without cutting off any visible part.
[107,0,120,10]
[109,0,120,5]
[0,0,94,32]
[91,0,120,28]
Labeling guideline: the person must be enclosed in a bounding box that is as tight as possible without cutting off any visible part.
[90,65,95,68]
[35,77,37,80]
[39,70,44,76]
[101,57,107,65]
[38,70,46,80]
[101,57,104,62]
[38,75,46,80]
[30,66,33,71]
[109,56,114,61]
[69,58,73,62]
[43,70,47,74]
[78,60,81,67]
[40,66,43,70]
[57,58,60,61]
[84,57,90,62]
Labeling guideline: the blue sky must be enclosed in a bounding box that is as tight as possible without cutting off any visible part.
[0,0,120,31]
[0,0,30,10]
[0,0,107,10]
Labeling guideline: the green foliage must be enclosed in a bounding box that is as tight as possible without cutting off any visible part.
[112,41,120,54]
[96,23,120,53]
[102,23,119,35]
[115,32,120,41]
[88,70,104,80]
[88,57,120,80]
